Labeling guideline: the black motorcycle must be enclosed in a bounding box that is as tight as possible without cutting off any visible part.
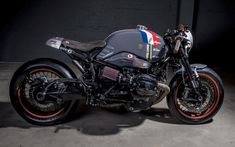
[9,24,224,125]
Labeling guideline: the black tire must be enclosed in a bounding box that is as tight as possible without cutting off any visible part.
[9,58,79,126]
[167,67,224,124]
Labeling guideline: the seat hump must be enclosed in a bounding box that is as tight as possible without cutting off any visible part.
[62,39,106,52]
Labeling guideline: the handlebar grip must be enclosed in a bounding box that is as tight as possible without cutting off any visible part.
[173,39,181,54]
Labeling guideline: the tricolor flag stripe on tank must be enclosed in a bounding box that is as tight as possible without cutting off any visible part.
[139,30,159,46]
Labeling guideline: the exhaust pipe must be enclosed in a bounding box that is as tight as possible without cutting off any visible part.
[154,82,170,104]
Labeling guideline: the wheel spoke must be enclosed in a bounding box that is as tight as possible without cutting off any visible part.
[175,73,219,119]
[18,68,67,118]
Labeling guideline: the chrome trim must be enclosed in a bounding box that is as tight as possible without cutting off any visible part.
[184,30,193,48]
[46,37,64,49]
[136,24,148,30]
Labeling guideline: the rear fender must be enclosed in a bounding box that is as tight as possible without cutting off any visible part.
[13,58,77,79]
[10,58,85,103]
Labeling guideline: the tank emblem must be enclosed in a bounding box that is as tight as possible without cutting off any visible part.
[127,53,134,59]
[139,30,159,46]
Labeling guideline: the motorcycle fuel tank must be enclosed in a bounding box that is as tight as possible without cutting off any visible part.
[96,28,166,69]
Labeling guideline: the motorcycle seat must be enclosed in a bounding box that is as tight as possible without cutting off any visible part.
[62,39,106,52]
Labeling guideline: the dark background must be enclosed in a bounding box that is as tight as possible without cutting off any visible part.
[0,0,234,71]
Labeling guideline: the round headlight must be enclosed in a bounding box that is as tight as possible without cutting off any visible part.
[184,30,193,52]
[185,30,193,47]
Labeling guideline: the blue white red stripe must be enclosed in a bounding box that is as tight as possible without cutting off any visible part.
[139,30,159,46]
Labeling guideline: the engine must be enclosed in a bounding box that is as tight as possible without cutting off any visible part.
[135,74,158,96]
[130,74,161,111]
[101,66,160,111]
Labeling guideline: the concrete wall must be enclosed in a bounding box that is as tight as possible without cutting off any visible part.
[0,0,234,69]
[191,0,235,69]
[0,0,178,62]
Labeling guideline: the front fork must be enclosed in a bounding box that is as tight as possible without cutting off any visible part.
[179,48,201,95]
[181,58,199,88]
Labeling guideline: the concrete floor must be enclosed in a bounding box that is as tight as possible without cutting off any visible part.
[0,63,235,147]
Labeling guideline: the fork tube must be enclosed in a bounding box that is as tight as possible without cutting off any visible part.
[180,49,198,89]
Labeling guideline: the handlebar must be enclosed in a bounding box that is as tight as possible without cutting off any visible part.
[173,39,181,54]
[164,24,191,54]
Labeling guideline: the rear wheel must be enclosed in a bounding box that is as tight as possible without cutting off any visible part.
[10,59,78,125]
[167,68,224,124]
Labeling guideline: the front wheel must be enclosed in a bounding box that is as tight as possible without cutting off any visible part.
[167,67,224,124]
